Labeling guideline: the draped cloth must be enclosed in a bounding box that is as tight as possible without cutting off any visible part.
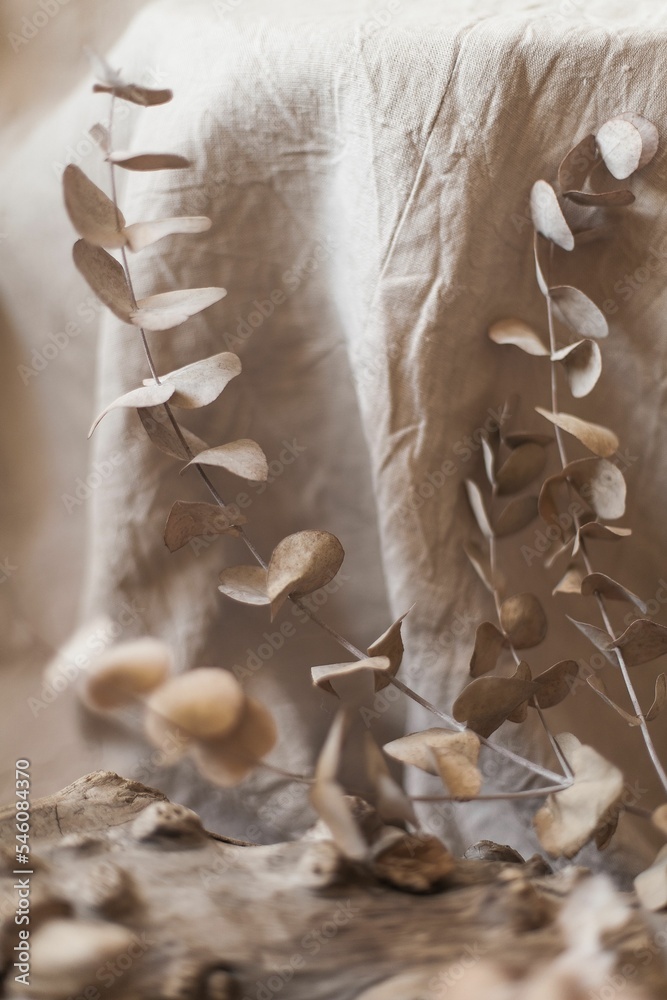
[2,0,667,869]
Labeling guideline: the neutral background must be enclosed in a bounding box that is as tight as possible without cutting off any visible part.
[2,0,667,869]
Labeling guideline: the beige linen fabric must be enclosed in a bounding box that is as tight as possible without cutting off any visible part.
[2,0,667,868]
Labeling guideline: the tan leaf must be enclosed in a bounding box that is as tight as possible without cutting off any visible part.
[647,674,667,722]
[611,619,667,666]
[551,339,602,398]
[652,804,667,836]
[558,133,597,192]
[533,232,550,295]
[371,832,454,893]
[596,117,642,180]
[311,656,392,697]
[533,734,624,857]
[586,675,639,725]
[463,479,492,537]
[145,668,245,745]
[185,439,268,481]
[549,286,609,339]
[108,151,191,171]
[533,660,579,709]
[617,111,659,169]
[367,608,412,691]
[145,352,241,408]
[83,637,172,712]
[131,287,226,331]
[92,83,173,106]
[311,711,367,860]
[530,180,574,251]
[535,407,618,458]
[89,383,175,437]
[218,566,270,606]
[495,443,546,496]
[634,856,667,912]
[481,436,496,485]
[564,457,626,520]
[494,495,538,537]
[452,675,539,738]
[499,593,547,649]
[384,728,480,785]
[431,743,482,798]
[566,186,635,207]
[63,166,126,248]
[463,539,495,593]
[553,564,584,596]
[192,696,277,788]
[124,216,212,253]
[568,617,616,661]
[164,500,246,553]
[266,530,344,618]
[537,472,569,530]
[73,240,133,322]
[574,522,631,553]
[137,406,208,461]
[488,318,549,356]
[365,735,418,827]
[469,622,505,677]
[580,572,647,612]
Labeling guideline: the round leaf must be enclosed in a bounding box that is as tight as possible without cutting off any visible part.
[530,180,575,251]
[267,530,345,618]
[499,593,547,649]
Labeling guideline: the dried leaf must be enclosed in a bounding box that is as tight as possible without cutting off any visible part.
[499,593,547,649]
[533,232,550,295]
[218,566,270,606]
[596,117,642,180]
[647,674,667,722]
[453,675,539,738]
[586,675,639,725]
[124,216,212,253]
[73,240,133,322]
[568,617,616,663]
[652,804,667,836]
[367,608,412,691]
[538,472,568,530]
[503,430,553,448]
[137,405,208,460]
[92,83,173,106]
[481,436,496,485]
[63,166,126,248]
[89,123,111,154]
[558,133,597,192]
[131,287,226,331]
[144,668,245,744]
[574,522,631,552]
[488,319,549,356]
[634,856,667,912]
[564,457,626,520]
[469,622,505,677]
[311,712,367,860]
[145,352,241,408]
[463,539,495,593]
[533,734,624,857]
[311,656,392,697]
[530,180,575,251]
[371,832,454,893]
[495,443,546,495]
[617,111,659,169]
[494,495,538,537]
[611,619,667,666]
[108,151,191,171]
[164,500,246,552]
[89,383,175,436]
[463,479,492,538]
[533,660,579,708]
[552,339,602,398]
[507,660,532,722]
[192,696,277,787]
[185,439,268,481]
[553,564,585,596]
[384,728,480,788]
[83,637,172,712]
[365,735,418,827]
[267,530,345,618]
[567,186,635,208]
[580,572,647,612]
[549,286,609,339]
[535,407,618,458]
[430,742,482,798]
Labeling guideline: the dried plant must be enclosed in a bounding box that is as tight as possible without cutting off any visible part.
[63,58,667,899]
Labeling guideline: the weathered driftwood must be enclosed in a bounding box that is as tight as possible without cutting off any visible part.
[0,772,665,999]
